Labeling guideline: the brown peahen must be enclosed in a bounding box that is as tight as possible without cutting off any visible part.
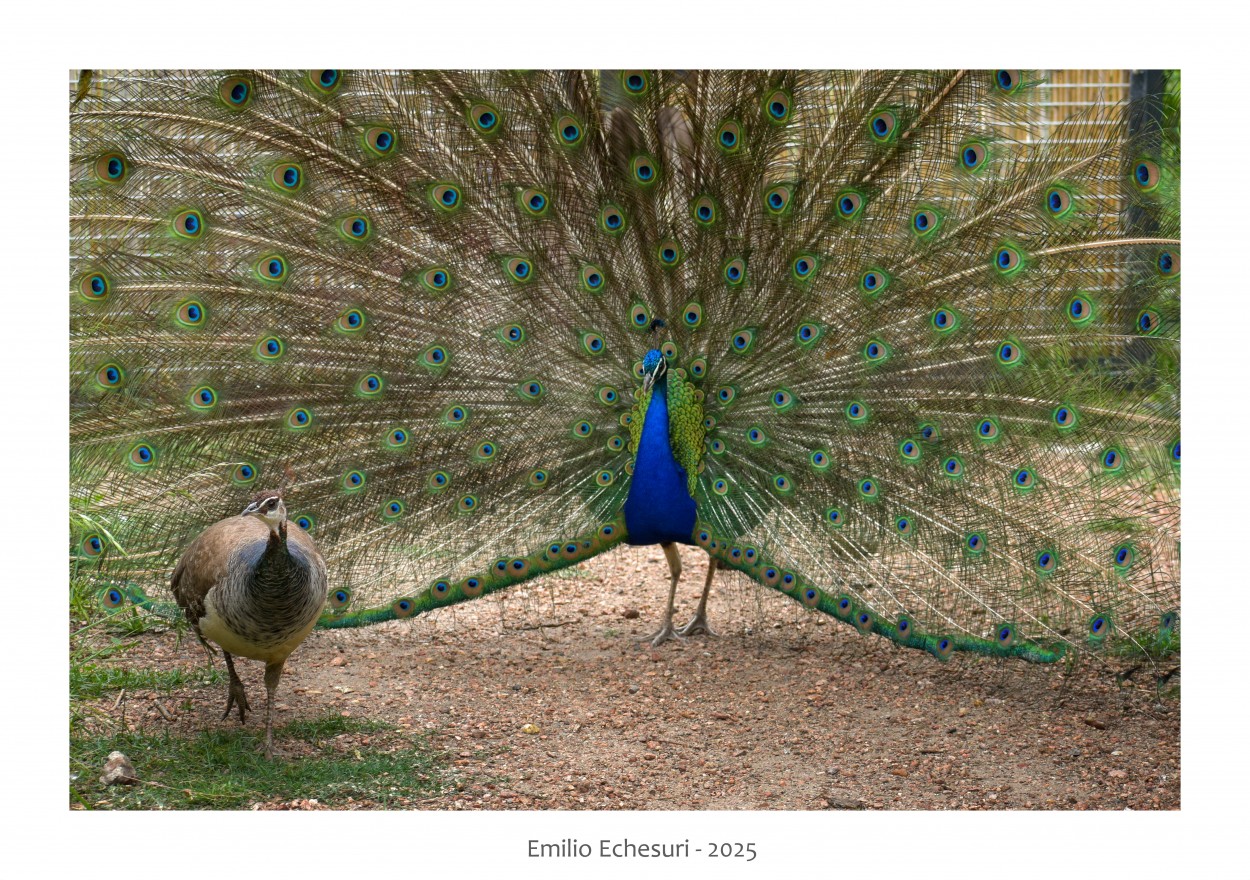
[72,70,1179,666]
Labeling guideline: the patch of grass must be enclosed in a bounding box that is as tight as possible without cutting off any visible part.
[70,715,455,810]
[71,662,222,700]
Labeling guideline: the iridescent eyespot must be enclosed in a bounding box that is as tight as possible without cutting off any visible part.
[723,258,746,286]
[1052,405,1078,430]
[717,121,742,153]
[256,254,288,283]
[855,611,875,633]
[764,89,790,123]
[896,616,914,637]
[682,303,704,328]
[458,495,478,512]
[836,190,864,219]
[931,308,959,332]
[1157,251,1180,277]
[1088,614,1109,640]
[595,470,615,487]
[846,401,869,422]
[712,478,730,496]
[581,332,606,355]
[630,304,650,328]
[911,209,939,236]
[1137,310,1161,335]
[716,386,737,405]
[942,456,963,477]
[606,434,625,452]
[860,269,889,294]
[1067,294,1095,325]
[826,508,843,527]
[469,103,500,134]
[858,478,878,498]
[423,345,449,369]
[960,142,987,171]
[287,407,313,429]
[188,385,218,410]
[1013,468,1035,490]
[621,71,649,95]
[863,339,889,362]
[692,196,717,226]
[270,162,304,192]
[899,440,920,461]
[810,450,830,471]
[770,388,795,411]
[421,267,451,292]
[554,115,584,146]
[475,441,497,460]
[94,152,128,183]
[599,204,626,234]
[128,442,155,467]
[657,240,682,266]
[363,126,397,156]
[801,586,820,608]
[689,358,707,379]
[581,264,605,291]
[994,69,1022,93]
[703,416,716,431]
[173,209,204,239]
[339,215,371,241]
[95,363,124,389]
[505,257,534,282]
[707,438,726,455]
[597,386,619,406]
[731,328,755,353]
[1036,549,1057,573]
[430,183,461,211]
[996,340,1022,366]
[429,470,450,490]
[868,109,897,142]
[219,75,254,108]
[520,187,549,216]
[256,336,284,360]
[661,341,678,360]
[632,154,658,186]
[995,623,1015,646]
[330,587,352,612]
[82,534,104,556]
[393,598,417,618]
[232,463,257,484]
[966,532,985,555]
[517,380,544,400]
[102,587,126,609]
[763,184,793,215]
[572,420,593,438]
[1133,159,1160,191]
[995,246,1023,274]
[386,427,409,448]
[529,469,548,486]
[1100,447,1124,472]
[920,423,940,442]
[1171,440,1180,463]
[796,323,822,346]
[498,324,526,345]
[977,418,1000,440]
[1045,186,1073,218]
[336,308,365,333]
[310,69,341,93]
[792,254,818,281]
[293,514,314,532]
[382,500,405,521]
[1112,543,1135,571]
[79,272,110,301]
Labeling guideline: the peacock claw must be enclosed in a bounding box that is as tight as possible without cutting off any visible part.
[677,613,717,638]
[222,679,250,723]
[640,622,685,648]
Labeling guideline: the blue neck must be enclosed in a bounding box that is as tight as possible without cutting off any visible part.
[623,381,697,546]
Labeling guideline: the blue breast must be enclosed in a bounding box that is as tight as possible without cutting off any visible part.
[623,382,697,545]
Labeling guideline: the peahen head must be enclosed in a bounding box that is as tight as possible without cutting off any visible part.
[641,348,667,393]
[241,490,286,533]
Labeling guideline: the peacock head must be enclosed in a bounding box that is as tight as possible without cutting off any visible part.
[641,348,667,393]
[241,490,286,533]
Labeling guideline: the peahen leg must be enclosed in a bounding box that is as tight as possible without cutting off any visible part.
[262,661,285,760]
[677,555,719,637]
[640,542,684,648]
[221,651,250,724]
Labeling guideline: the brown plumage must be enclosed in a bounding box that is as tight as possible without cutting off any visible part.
[172,490,327,759]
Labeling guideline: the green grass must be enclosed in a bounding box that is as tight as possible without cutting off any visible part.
[71,661,222,700]
[70,715,455,809]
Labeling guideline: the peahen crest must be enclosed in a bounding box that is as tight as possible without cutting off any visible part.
[71,70,1179,663]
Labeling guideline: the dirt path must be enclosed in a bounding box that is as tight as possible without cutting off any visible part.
[85,543,1180,810]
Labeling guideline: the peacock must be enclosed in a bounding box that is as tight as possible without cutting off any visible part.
[71,70,1180,666]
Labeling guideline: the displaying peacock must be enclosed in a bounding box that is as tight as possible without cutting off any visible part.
[71,70,1179,665]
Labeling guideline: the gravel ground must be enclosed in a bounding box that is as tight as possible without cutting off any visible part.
[81,543,1180,810]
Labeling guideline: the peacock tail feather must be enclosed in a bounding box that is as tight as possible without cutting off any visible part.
[71,70,1179,663]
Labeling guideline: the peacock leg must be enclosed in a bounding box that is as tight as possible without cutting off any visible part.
[640,542,685,647]
[262,660,284,760]
[677,555,719,637]
[221,651,250,723]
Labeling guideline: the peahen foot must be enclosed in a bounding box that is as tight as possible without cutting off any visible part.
[640,619,686,648]
[221,652,250,723]
[677,612,717,638]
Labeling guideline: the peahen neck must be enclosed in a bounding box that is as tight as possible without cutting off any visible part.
[623,379,697,546]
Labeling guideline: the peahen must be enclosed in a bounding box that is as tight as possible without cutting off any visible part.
[71,70,1180,665]
[171,490,328,759]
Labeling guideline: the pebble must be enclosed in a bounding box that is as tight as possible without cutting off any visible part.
[100,751,138,786]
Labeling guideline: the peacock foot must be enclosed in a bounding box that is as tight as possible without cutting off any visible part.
[677,612,717,638]
[222,679,251,724]
[639,621,685,648]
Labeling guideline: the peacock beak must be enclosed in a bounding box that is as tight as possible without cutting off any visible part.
[240,501,261,517]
